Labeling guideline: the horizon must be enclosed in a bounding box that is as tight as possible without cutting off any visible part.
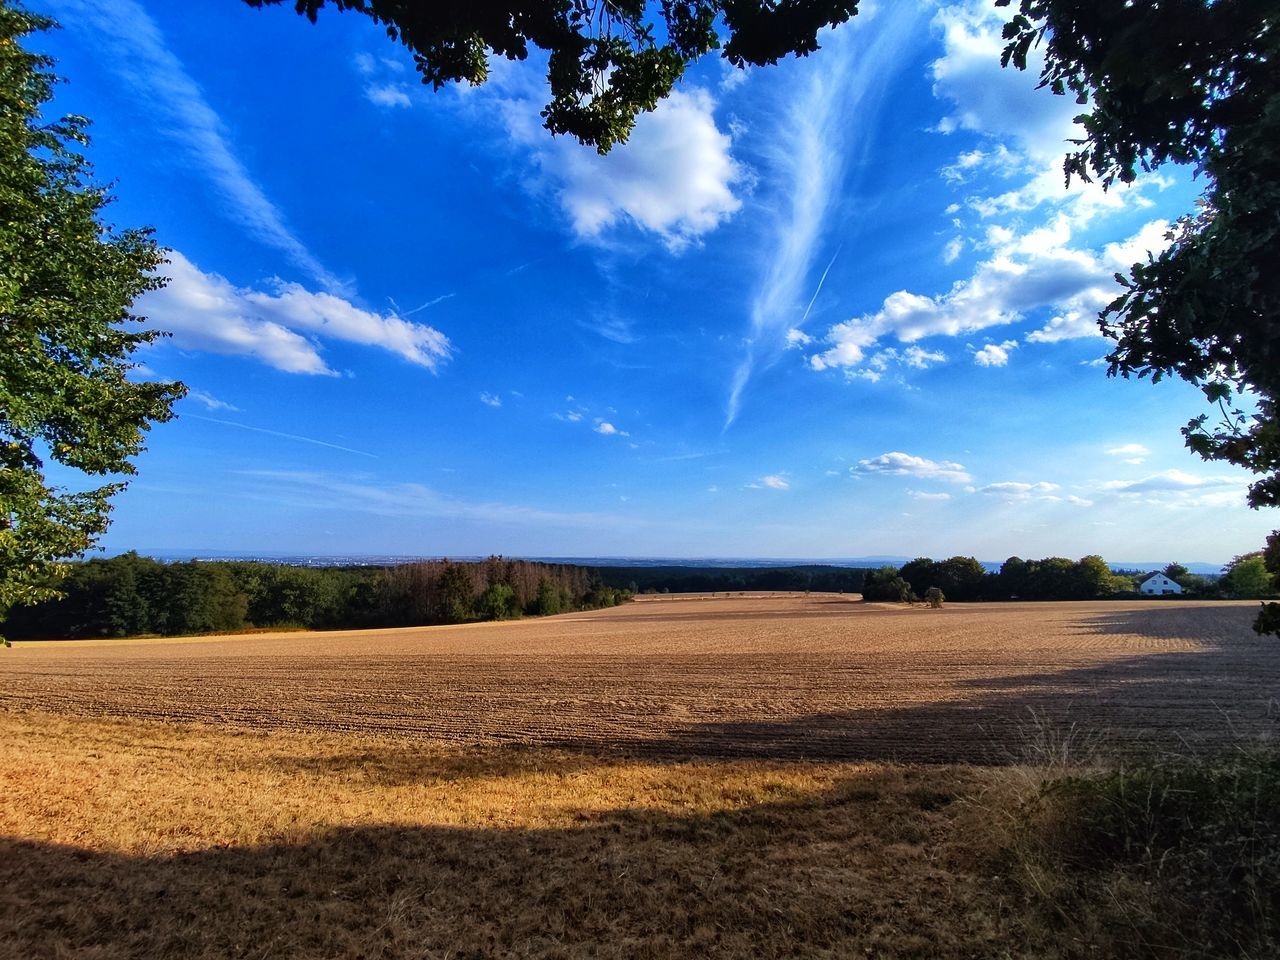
[34,0,1276,561]
[104,548,1232,575]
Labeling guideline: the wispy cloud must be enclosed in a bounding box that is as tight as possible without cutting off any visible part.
[980,480,1061,501]
[725,5,921,427]
[143,252,451,375]
[185,389,239,413]
[479,392,503,408]
[47,0,343,292]
[1105,442,1149,465]
[189,415,376,458]
[238,469,624,529]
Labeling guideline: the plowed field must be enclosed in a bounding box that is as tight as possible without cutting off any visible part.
[2,595,1275,762]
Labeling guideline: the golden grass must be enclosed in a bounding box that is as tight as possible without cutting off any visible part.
[0,710,1034,960]
[3,596,1274,957]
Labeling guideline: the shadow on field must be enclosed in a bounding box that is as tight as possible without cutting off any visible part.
[542,606,1280,764]
[0,767,1015,960]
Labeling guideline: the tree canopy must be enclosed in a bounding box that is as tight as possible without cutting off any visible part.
[0,2,184,641]
[242,0,861,152]
[999,0,1279,632]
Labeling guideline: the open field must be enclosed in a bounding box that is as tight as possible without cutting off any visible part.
[3,595,1278,958]
[1,711,1030,960]
[2,595,1276,762]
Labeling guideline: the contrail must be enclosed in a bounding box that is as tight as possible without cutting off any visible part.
[188,415,377,458]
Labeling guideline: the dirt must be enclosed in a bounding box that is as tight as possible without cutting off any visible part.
[2,595,1275,762]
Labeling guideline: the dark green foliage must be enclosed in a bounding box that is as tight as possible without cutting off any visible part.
[999,0,1280,633]
[534,577,563,615]
[475,581,520,621]
[1030,750,1280,957]
[860,566,912,603]
[0,4,185,640]
[900,556,985,602]
[924,586,944,609]
[4,554,626,639]
[594,565,868,594]
[241,0,861,153]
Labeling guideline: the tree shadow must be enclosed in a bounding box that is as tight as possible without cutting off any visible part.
[0,765,1020,960]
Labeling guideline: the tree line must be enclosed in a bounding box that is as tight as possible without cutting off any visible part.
[862,554,1276,604]
[1,554,631,641]
[594,565,868,595]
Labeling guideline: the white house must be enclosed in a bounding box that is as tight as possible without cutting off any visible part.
[1139,573,1183,595]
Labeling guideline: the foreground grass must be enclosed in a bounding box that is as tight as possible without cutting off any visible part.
[1,710,1275,959]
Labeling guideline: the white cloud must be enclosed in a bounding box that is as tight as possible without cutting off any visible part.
[48,0,343,293]
[930,2,1082,163]
[810,217,1171,374]
[760,475,790,490]
[366,84,412,109]
[479,392,503,408]
[855,452,972,484]
[594,421,629,437]
[973,339,1017,367]
[1105,443,1149,464]
[943,237,964,263]
[496,86,742,251]
[185,389,239,413]
[786,328,814,348]
[980,481,1061,501]
[143,252,451,375]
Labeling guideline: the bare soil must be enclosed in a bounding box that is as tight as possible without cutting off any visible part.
[2,595,1274,762]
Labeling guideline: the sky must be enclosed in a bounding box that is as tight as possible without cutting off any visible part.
[30,0,1277,565]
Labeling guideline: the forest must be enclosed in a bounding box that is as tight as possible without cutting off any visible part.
[1,554,630,640]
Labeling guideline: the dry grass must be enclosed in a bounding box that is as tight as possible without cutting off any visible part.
[2,595,1276,958]
[1,711,1026,960]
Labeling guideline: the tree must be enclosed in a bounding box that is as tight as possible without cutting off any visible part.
[1222,552,1277,600]
[924,586,944,609]
[861,566,911,603]
[0,4,184,643]
[998,0,1279,632]
[242,0,861,152]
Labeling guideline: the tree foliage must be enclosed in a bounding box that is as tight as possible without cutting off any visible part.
[3,554,632,640]
[241,0,861,152]
[0,4,184,641]
[999,0,1279,631]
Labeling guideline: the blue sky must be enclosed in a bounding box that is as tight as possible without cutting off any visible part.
[33,0,1276,564]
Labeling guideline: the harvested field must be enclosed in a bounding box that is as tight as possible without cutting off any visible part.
[2,595,1275,762]
[0,711,1023,960]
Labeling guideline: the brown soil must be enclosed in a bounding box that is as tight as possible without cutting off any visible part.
[2,595,1274,762]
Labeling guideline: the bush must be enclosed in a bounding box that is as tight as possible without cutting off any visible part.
[924,586,945,608]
